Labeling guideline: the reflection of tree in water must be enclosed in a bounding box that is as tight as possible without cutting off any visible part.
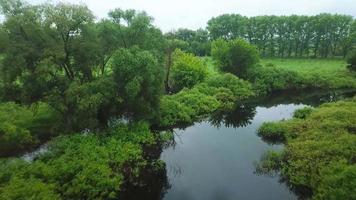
[256,89,356,108]
[128,89,356,200]
[209,103,257,129]
[119,142,171,200]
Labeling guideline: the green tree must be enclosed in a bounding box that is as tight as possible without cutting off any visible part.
[211,39,259,77]
[44,2,95,81]
[170,49,208,92]
[112,47,164,120]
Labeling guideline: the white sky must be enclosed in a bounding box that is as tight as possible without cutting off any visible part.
[27,0,356,32]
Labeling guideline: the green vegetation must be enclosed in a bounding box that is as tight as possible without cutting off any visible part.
[257,98,356,199]
[112,47,164,120]
[249,58,356,94]
[0,0,355,198]
[159,73,254,127]
[208,14,355,58]
[347,50,356,72]
[170,49,208,92]
[166,28,210,56]
[211,39,260,77]
[0,122,165,200]
[0,102,60,156]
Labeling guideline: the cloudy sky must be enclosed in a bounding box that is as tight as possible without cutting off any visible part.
[28,0,356,32]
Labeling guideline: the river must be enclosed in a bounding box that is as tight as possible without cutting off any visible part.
[157,89,356,200]
[21,89,356,200]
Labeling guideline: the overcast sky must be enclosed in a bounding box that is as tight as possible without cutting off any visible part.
[28,0,356,32]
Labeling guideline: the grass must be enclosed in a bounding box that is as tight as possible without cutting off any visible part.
[261,58,356,89]
[256,98,356,199]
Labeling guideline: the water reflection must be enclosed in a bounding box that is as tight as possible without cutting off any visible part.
[123,89,356,200]
[209,103,256,128]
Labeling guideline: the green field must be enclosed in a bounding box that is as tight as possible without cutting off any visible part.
[261,58,356,89]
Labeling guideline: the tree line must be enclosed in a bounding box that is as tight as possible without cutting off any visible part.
[169,14,355,58]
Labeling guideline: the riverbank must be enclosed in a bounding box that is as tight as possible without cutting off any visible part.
[257,97,356,199]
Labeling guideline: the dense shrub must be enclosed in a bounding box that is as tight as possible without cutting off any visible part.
[0,122,161,200]
[247,65,303,95]
[0,102,60,156]
[257,122,288,142]
[211,39,259,77]
[314,161,356,200]
[170,49,208,92]
[256,98,356,199]
[158,73,254,127]
[205,73,254,100]
[293,107,313,119]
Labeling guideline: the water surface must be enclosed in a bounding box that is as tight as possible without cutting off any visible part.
[160,89,356,200]
[161,104,303,200]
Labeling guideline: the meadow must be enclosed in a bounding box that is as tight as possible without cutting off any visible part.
[261,58,356,89]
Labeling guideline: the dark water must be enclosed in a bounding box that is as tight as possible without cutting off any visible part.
[157,89,356,200]
[161,104,303,200]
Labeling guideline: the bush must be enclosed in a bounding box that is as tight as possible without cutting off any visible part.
[0,102,60,156]
[205,73,254,100]
[158,88,220,127]
[293,107,313,119]
[257,122,288,142]
[158,73,255,128]
[247,65,303,95]
[0,122,161,200]
[170,49,208,92]
[211,39,259,77]
[346,50,356,72]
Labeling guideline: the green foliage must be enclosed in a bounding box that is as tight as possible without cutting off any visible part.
[158,73,254,127]
[205,73,254,100]
[347,50,356,72]
[112,47,164,120]
[249,58,356,95]
[211,39,259,77]
[247,65,303,95]
[0,176,60,200]
[314,161,356,200]
[257,98,356,199]
[47,77,120,131]
[257,122,288,142]
[0,102,60,156]
[0,1,166,134]
[293,107,313,119]
[166,28,210,56]
[0,122,159,200]
[207,14,354,58]
[170,49,208,92]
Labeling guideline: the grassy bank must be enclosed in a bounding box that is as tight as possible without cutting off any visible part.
[261,58,356,89]
[257,98,356,199]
